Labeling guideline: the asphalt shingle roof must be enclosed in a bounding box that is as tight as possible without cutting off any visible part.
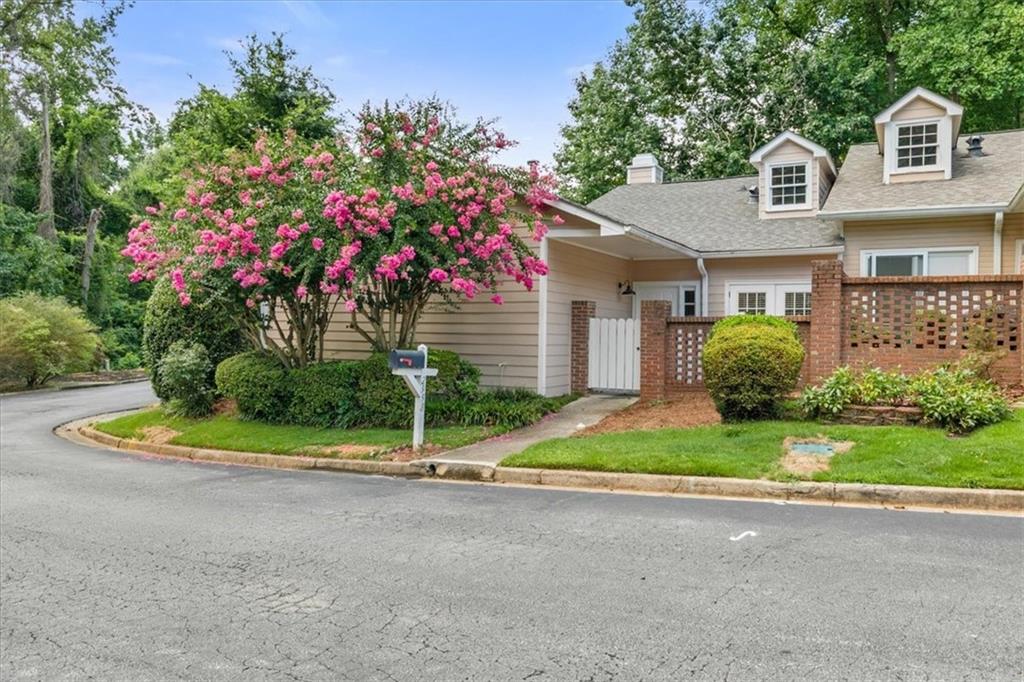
[821,129,1024,215]
[587,176,843,253]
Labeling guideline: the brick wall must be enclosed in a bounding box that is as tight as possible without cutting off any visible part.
[839,271,1022,385]
[639,300,671,401]
[570,301,596,394]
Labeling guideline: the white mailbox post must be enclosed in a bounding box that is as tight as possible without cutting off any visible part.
[389,344,437,451]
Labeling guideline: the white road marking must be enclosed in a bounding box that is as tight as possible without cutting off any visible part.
[730,531,758,541]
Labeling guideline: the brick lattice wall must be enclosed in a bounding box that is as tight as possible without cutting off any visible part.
[840,273,1022,385]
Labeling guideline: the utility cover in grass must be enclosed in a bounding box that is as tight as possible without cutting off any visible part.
[781,436,854,477]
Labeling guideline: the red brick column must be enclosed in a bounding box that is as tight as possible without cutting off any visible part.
[640,300,671,401]
[570,300,596,394]
[809,259,844,383]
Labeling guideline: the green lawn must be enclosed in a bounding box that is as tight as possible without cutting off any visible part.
[96,408,492,457]
[502,410,1024,490]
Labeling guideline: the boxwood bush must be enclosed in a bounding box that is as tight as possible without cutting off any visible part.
[159,341,215,417]
[143,278,244,400]
[215,351,290,421]
[703,315,805,420]
[286,361,361,427]
[354,350,480,428]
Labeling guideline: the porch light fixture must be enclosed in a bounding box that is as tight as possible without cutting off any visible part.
[618,281,636,296]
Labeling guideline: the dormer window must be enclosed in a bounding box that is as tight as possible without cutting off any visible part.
[768,162,809,210]
[895,122,939,169]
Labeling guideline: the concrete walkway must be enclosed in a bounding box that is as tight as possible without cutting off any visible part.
[420,394,636,466]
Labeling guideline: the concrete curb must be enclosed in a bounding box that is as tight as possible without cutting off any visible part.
[62,412,1023,514]
[488,467,1024,513]
[65,418,419,478]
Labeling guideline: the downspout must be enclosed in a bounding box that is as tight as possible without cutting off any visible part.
[993,210,1004,275]
[536,236,549,395]
[697,257,709,316]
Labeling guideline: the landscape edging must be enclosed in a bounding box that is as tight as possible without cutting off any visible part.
[66,416,1023,514]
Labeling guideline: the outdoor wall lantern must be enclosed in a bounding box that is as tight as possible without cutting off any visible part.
[618,280,636,296]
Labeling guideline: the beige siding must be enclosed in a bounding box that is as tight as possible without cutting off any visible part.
[1003,212,1024,274]
[890,170,945,184]
[704,255,829,315]
[842,215,998,276]
[543,240,632,396]
[891,96,946,121]
[630,259,701,282]
[322,221,542,391]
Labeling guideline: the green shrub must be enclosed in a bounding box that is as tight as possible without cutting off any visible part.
[910,368,1010,433]
[286,361,361,427]
[800,366,858,417]
[215,351,289,421]
[0,294,100,387]
[855,367,910,406]
[703,317,804,420]
[429,389,576,430]
[354,350,480,428]
[708,314,798,338]
[159,341,215,417]
[143,278,244,400]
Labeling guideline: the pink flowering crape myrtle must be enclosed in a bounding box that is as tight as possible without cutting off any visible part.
[122,100,559,367]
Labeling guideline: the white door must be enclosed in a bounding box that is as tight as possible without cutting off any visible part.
[726,283,812,316]
[588,318,641,393]
[632,282,699,317]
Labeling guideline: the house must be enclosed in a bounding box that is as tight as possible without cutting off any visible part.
[323,86,1024,396]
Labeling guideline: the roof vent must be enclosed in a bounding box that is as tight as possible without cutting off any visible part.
[965,135,985,157]
[744,184,759,203]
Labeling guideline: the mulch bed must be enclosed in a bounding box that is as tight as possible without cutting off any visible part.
[580,392,721,435]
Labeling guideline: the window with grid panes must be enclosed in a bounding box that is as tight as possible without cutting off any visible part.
[896,122,938,168]
[769,163,808,207]
[736,291,767,314]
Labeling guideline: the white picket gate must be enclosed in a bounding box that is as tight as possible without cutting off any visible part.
[587,317,641,393]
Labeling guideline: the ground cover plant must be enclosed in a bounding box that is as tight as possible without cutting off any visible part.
[502,410,1024,490]
[801,366,1010,433]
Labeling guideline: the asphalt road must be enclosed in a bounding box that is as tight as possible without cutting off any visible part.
[1,384,1022,681]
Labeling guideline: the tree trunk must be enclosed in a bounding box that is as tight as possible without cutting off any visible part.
[80,207,101,308]
[36,83,56,241]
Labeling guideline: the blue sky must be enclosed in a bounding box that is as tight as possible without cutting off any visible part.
[101,0,638,166]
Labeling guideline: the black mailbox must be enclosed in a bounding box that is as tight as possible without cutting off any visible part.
[389,349,426,370]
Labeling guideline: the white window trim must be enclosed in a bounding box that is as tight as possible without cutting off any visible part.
[725,282,811,316]
[859,246,979,277]
[884,116,951,183]
[1016,239,1024,274]
[631,281,702,318]
[765,160,812,212]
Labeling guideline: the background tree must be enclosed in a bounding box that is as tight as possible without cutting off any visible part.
[556,0,1024,202]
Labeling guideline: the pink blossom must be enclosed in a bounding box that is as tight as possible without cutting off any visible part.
[428,268,448,283]
[295,285,308,299]
[490,294,504,305]
[311,237,324,251]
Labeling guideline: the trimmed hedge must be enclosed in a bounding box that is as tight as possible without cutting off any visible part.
[143,278,244,400]
[0,293,100,387]
[215,351,289,421]
[703,316,804,420]
[354,350,480,428]
[286,361,361,427]
[159,341,215,417]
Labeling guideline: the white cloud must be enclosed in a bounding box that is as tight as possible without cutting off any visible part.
[564,62,595,80]
[280,0,333,29]
[209,37,245,53]
[128,52,185,66]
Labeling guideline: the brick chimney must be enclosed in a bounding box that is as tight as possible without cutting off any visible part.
[626,153,663,185]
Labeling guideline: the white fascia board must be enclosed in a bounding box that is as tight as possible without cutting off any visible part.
[874,86,964,125]
[818,203,1007,220]
[701,245,845,259]
[749,130,837,175]
[621,225,700,258]
[545,198,625,235]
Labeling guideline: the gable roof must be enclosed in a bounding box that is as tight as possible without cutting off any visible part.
[874,86,964,124]
[587,176,843,254]
[749,130,837,175]
[820,129,1024,219]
